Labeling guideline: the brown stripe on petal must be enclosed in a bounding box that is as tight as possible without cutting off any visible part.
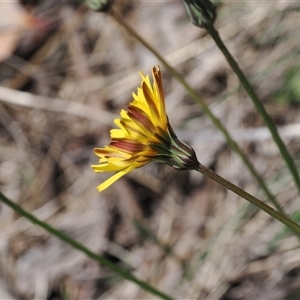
[111,139,145,153]
[142,81,160,120]
[152,66,166,117]
[153,66,163,93]
[94,147,125,159]
[94,148,110,155]
[127,105,156,133]
[120,120,148,139]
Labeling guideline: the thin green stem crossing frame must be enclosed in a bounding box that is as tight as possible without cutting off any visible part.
[196,165,300,235]
[108,9,283,214]
[205,23,300,201]
[0,192,174,300]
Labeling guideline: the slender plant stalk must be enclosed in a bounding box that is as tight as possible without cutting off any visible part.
[0,192,174,300]
[205,23,300,199]
[196,164,300,235]
[108,9,283,214]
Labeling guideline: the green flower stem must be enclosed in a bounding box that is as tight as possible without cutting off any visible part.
[205,23,300,199]
[109,9,282,213]
[196,164,300,236]
[0,192,174,300]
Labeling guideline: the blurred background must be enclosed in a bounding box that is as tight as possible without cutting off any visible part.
[1,1,300,299]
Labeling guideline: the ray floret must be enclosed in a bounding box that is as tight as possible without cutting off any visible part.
[92,66,199,192]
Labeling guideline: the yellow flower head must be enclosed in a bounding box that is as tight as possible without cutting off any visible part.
[92,66,199,192]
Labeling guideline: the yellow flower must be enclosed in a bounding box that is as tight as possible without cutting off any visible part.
[92,66,199,192]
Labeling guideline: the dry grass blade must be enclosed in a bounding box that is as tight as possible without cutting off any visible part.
[0,86,115,124]
[1,1,300,299]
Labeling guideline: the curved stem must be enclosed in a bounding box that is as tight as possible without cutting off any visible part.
[0,192,174,300]
[196,164,300,235]
[205,23,300,200]
[109,9,282,213]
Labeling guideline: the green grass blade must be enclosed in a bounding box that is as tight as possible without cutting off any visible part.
[108,9,282,214]
[205,23,300,201]
[0,192,174,300]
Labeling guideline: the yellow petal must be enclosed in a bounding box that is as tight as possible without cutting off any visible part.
[120,109,130,120]
[152,66,167,125]
[132,92,151,116]
[110,128,127,139]
[92,156,133,172]
[96,165,134,192]
[92,163,120,173]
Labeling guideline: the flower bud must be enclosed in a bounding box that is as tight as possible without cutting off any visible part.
[182,0,216,28]
[81,0,111,12]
